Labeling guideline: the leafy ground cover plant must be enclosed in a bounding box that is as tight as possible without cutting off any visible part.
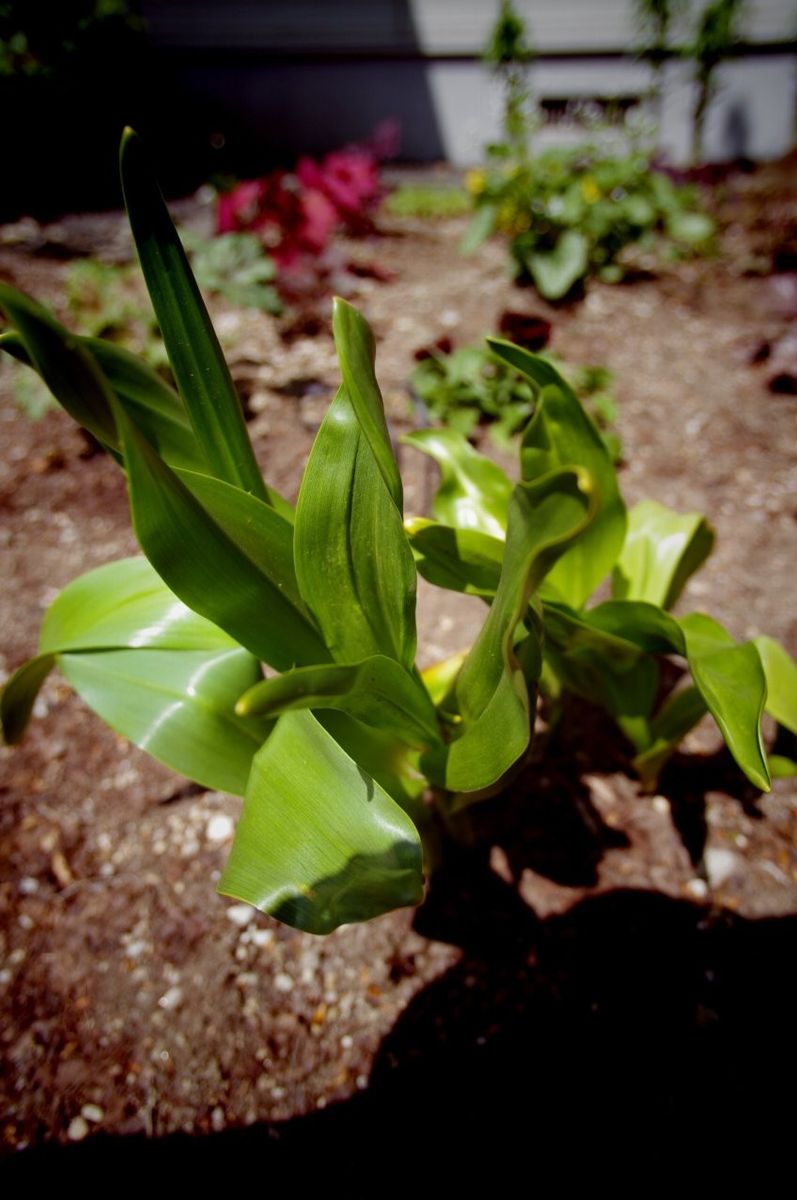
[410,335,621,458]
[383,183,471,220]
[464,144,715,299]
[2,131,795,938]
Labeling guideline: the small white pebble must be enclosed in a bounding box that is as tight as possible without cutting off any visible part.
[316,1097,327,1109]
[705,848,738,889]
[271,1086,286,1099]
[211,1106,225,1132]
[18,913,34,930]
[251,929,274,948]
[341,1035,353,1049]
[356,1074,368,1090]
[67,1117,89,1142]
[157,986,183,1011]
[0,969,12,986]
[735,833,749,849]
[206,814,234,843]
[80,1104,104,1124]
[18,876,39,895]
[274,972,294,994]
[226,904,253,927]
[652,796,670,816]
[685,878,709,901]
[180,838,200,858]
[125,940,148,959]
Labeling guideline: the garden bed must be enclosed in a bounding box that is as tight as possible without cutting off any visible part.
[1,158,796,1162]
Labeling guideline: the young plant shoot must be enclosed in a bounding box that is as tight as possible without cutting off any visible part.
[2,132,795,935]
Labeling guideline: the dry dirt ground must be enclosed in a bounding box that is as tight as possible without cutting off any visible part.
[1,161,796,1172]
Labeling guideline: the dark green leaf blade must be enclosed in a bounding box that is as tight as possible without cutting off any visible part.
[1,655,56,744]
[405,518,503,597]
[237,655,441,749]
[680,613,770,791]
[218,710,424,934]
[115,403,330,670]
[487,339,626,608]
[294,387,416,669]
[119,128,267,501]
[59,647,269,795]
[332,298,403,508]
[0,281,119,452]
[403,427,513,538]
[446,467,594,794]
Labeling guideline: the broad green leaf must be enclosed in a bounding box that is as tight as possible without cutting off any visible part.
[583,600,686,656]
[770,755,797,779]
[1,318,209,475]
[679,613,770,792]
[294,386,416,669]
[172,470,302,607]
[83,336,206,472]
[542,601,660,731]
[119,128,268,502]
[612,499,715,610]
[237,655,441,750]
[0,281,119,453]
[459,203,498,254]
[446,467,594,795]
[405,518,503,597]
[754,636,797,735]
[39,557,238,655]
[526,230,589,300]
[218,710,424,934]
[633,685,708,790]
[1,556,269,793]
[59,646,268,795]
[488,339,626,608]
[667,210,714,245]
[403,427,513,539]
[332,298,403,508]
[115,402,330,670]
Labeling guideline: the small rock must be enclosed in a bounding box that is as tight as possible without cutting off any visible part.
[211,1106,225,1132]
[226,904,253,928]
[652,796,670,815]
[67,1117,89,1142]
[206,814,234,843]
[705,848,739,888]
[274,972,294,994]
[81,1104,104,1124]
[18,876,39,895]
[685,878,709,901]
[157,986,184,1011]
[251,929,274,948]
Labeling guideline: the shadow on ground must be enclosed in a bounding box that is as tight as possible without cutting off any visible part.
[9,851,794,1177]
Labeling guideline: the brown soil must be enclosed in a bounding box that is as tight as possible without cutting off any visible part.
[1,161,796,1173]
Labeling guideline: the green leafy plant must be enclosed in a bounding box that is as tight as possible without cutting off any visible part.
[483,0,536,164]
[383,183,471,220]
[464,145,715,299]
[688,0,747,165]
[2,131,794,938]
[180,230,283,314]
[409,339,622,458]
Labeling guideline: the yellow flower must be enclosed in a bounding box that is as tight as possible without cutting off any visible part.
[465,168,487,196]
[581,176,601,204]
